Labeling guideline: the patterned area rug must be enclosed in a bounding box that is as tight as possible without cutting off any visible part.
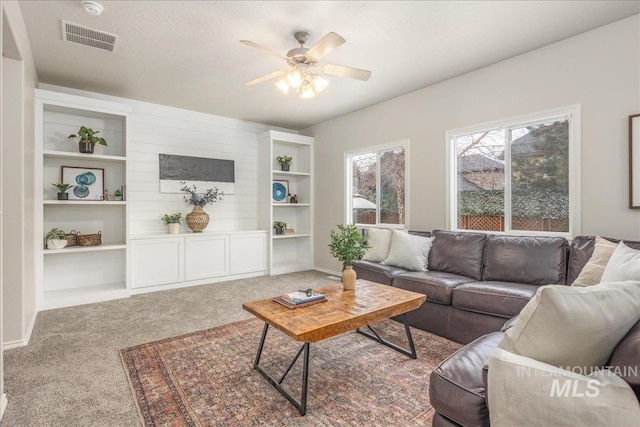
[120,318,461,426]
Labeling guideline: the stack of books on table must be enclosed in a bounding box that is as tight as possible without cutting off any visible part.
[273,290,327,309]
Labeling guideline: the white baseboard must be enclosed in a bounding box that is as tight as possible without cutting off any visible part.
[1,393,7,420]
[3,310,37,350]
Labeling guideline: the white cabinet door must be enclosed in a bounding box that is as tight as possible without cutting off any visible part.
[230,233,266,275]
[131,238,184,288]
[185,235,229,281]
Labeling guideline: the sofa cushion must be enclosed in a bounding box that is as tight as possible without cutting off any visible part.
[567,236,640,285]
[601,242,640,282]
[393,271,475,304]
[487,348,640,427]
[362,228,392,263]
[430,332,502,427]
[452,281,538,319]
[482,235,567,285]
[571,236,618,286]
[429,230,487,280]
[352,260,408,286]
[496,281,640,372]
[382,230,434,271]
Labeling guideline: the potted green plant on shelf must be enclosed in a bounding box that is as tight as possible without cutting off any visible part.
[273,221,287,235]
[162,212,183,234]
[180,182,224,232]
[45,227,68,250]
[276,155,292,171]
[114,188,123,201]
[68,126,107,154]
[51,183,74,200]
[328,224,370,291]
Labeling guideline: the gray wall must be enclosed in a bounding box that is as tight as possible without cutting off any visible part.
[304,15,640,273]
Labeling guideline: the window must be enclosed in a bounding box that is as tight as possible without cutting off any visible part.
[447,106,580,237]
[345,141,408,227]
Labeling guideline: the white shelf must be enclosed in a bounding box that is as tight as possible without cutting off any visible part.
[272,170,311,177]
[43,150,126,162]
[259,130,313,276]
[43,243,126,255]
[44,200,126,206]
[273,203,310,207]
[37,89,131,311]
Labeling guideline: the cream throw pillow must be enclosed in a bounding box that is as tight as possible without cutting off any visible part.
[382,230,434,271]
[487,348,640,427]
[572,236,617,286]
[362,228,392,263]
[601,242,640,282]
[496,281,640,371]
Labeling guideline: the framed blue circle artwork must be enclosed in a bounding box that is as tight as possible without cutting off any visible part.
[272,181,288,202]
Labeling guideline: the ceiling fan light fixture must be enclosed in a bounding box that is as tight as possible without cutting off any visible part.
[286,70,303,88]
[312,75,328,93]
[300,82,316,99]
[275,79,290,95]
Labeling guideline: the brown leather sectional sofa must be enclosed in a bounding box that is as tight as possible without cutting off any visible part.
[354,230,569,344]
[354,231,640,426]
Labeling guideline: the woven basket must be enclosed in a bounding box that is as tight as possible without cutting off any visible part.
[77,231,102,246]
[65,230,78,247]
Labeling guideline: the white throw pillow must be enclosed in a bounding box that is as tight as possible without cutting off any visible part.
[382,230,434,271]
[601,242,640,282]
[487,348,640,427]
[362,228,393,263]
[572,236,618,287]
[496,281,640,372]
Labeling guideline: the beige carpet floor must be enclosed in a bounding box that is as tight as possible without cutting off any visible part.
[0,271,458,427]
[2,271,341,426]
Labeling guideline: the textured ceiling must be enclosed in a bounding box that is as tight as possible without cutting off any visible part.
[18,1,640,130]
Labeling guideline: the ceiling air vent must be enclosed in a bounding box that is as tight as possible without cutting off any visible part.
[61,20,118,52]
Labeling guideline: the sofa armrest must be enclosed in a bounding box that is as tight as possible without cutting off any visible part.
[609,319,640,390]
[500,316,519,332]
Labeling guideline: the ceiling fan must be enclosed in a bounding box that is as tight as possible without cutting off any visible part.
[240,31,371,98]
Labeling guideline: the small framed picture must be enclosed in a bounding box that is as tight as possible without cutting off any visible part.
[272,180,289,202]
[62,166,105,201]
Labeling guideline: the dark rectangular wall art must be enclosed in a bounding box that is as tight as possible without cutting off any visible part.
[159,154,235,194]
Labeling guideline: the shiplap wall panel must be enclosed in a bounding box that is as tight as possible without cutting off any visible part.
[128,105,270,234]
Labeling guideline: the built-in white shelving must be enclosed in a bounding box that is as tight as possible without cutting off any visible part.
[35,89,132,310]
[43,200,127,206]
[258,131,313,275]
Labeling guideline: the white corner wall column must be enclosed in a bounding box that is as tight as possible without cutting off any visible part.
[2,1,39,353]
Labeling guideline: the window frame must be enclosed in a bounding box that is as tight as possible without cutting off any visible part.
[344,140,410,228]
[445,105,581,238]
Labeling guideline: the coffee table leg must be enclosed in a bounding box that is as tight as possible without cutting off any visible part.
[355,313,417,359]
[253,322,311,416]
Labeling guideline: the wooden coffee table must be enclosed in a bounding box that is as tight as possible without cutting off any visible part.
[242,280,426,415]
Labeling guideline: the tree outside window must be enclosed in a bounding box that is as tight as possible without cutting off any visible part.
[347,143,406,226]
[450,108,578,236]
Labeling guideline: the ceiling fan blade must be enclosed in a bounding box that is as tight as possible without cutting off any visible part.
[244,69,288,86]
[305,32,345,60]
[320,63,372,81]
[240,40,287,60]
